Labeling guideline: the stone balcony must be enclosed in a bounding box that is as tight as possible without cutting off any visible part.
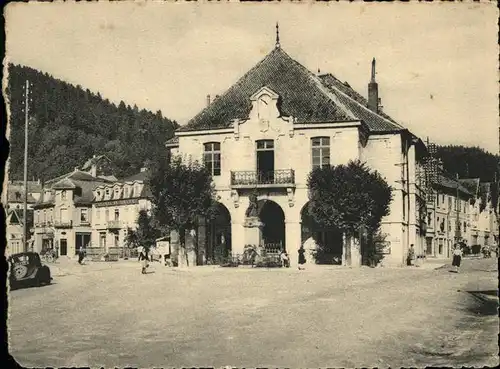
[230,169,295,189]
[53,220,73,228]
[107,220,122,230]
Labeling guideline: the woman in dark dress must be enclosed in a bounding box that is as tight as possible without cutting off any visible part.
[138,248,149,274]
[298,246,306,270]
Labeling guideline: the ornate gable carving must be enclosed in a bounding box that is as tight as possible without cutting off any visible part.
[249,86,281,123]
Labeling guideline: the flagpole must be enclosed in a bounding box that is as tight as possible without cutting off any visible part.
[23,79,29,252]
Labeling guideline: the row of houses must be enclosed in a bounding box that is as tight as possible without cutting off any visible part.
[425,172,498,258]
[5,156,153,257]
[4,37,499,265]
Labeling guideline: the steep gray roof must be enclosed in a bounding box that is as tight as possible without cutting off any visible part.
[178,46,405,134]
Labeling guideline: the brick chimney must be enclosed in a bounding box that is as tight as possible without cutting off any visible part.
[368,58,379,113]
[206,94,211,107]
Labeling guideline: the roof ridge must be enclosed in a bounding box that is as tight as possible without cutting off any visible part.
[320,73,406,131]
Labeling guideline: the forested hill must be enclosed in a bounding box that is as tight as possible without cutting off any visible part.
[435,145,500,183]
[6,64,179,181]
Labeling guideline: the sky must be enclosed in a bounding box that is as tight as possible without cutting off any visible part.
[4,1,499,154]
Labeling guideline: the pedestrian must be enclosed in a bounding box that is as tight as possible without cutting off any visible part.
[407,244,415,266]
[139,247,149,274]
[78,246,86,265]
[298,245,306,270]
[451,244,463,273]
[280,250,290,268]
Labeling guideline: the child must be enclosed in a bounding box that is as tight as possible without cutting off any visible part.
[280,251,290,268]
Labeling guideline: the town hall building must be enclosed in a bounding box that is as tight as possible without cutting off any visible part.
[166,32,428,267]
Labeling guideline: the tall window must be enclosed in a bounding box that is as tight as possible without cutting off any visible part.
[203,142,221,176]
[114,209,120,221]
[61,190,67,200]
[99,232,106,248]
[311,137,330,170]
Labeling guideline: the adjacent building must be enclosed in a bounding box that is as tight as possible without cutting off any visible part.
[91,169,152,252]
[4,180,42,211]
[5,208,34,255]
[33,169,114,257]
[166,40,428,267]
[425,174,499,258]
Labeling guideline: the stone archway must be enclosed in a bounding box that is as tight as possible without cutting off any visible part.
[244,198,286,251]
[258,199,286,251]
[206,202,232,263]
[300,202,343,265]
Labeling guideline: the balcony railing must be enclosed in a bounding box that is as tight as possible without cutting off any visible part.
[53,220,73,228]
[230,170,295,188]
[107,220,122,229]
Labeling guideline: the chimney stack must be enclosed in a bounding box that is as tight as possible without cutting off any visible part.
[368,58,379,113]
[206,94,211,107]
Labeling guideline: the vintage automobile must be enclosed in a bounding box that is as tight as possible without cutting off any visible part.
[8,252,52,290]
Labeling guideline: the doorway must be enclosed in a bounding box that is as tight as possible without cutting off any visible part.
[258,200,285,251]
[207,203,232,263]
[256,140,274,184]
[60,239,67,256]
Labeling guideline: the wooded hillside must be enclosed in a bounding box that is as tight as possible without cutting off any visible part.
[6,64,178,181]
[435,145,499,182]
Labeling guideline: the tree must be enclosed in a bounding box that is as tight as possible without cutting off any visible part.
[148,156,216,267]
[125,210,160,252]
[307,160,392,265]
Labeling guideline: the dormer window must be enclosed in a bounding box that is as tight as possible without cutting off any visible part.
[124,187,129,198]
[105,189,110,197]
[114,187,120,199]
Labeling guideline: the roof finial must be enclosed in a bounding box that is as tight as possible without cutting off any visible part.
[275,22,280,48]
[371,57,376,82]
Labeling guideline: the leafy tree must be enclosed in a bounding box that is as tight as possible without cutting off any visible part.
[125,210,160,252]
[307,160,392,234]
[148,156,216,266]
[307,160,392,265]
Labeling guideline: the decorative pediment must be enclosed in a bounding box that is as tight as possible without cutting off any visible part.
[249,86,281,122]
[250,86,280,102]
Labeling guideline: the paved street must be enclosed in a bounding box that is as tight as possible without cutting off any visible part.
[8,258,498,368]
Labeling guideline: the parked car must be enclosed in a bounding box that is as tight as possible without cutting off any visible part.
[8,252,52,290]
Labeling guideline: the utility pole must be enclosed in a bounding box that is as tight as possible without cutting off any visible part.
[23,80,30,252]
[455,173,461,245]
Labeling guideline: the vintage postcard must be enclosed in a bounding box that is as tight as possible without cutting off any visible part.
[3,1,499,368]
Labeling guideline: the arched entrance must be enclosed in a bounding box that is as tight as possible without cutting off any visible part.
[207,203,232,263]
[301,202,343,264]
[258,200,286,251]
